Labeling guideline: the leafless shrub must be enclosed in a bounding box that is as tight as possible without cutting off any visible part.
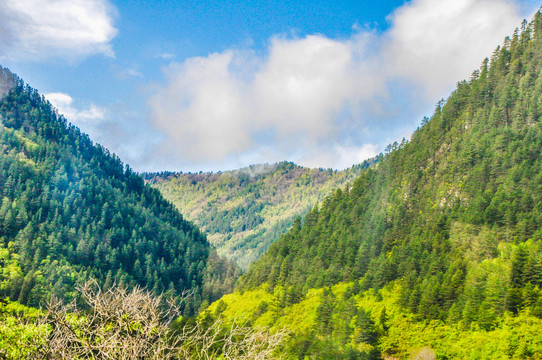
[31,279,286,359]
[176,318,288,359]
[32,279,185,359]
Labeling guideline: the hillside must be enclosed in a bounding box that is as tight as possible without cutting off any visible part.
[203,14,542,358]
[0,67,238,313]
[145,161,372,269]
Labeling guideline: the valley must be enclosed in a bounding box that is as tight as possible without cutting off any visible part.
[0,6,542,360]
[145,161,373,269]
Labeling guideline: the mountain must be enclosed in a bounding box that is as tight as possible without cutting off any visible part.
[201,15,542,358]
[0,67,238,313]
[145,161,373,269]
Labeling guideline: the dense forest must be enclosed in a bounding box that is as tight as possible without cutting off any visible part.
[0,67,238,313]
[202,13,542,358]
[145,161,372,269]
[3,8,542,360]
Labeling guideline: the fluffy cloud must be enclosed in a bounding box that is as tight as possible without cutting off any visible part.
[298,144,380,170]
[150,52,253,162]
[148,0,530,171]
[253,36,358,138]
[149,36,381,169]
[45,92,106,123]
[385,0,524,95]
[45,92,162,169]
[0,0,117,61]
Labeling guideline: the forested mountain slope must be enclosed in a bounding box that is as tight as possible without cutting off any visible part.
[145,161,372,269]
[0,67,237,313]
[204,14,542,358]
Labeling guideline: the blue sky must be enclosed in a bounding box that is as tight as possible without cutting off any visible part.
[0,0,540,172]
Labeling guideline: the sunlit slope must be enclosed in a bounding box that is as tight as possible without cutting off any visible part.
[204,14,542,359]
[145,161,373,269]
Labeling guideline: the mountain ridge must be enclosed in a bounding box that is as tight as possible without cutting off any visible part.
[0,66,238,313]
[145,159,375,269]
[200,12,542,358]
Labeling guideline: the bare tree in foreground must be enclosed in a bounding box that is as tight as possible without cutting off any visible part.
[176,318,287,360]
[32,280,287,359]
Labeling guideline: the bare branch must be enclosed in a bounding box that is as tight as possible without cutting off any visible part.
[29,279,286,359]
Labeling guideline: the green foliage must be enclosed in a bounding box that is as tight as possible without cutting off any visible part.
[0,299,44,359]
[145,161,372,269]
[205,280,542,359]
[239,12,542,324]
[198,12,542,358]
[0,283,285,360]
[0,67,238,313]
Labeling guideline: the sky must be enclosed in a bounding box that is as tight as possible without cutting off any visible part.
[0,0,540,172]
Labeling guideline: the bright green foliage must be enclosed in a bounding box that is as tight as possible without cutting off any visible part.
[145,162,372,269]
[204,279,542,359]
[0,283,284,360]
[0,67,238,313]
[198,12,542,358]
[239,13,542,323]
[0,299,44,359]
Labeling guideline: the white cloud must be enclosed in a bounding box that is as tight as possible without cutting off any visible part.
[384,0,523,96]
[0,0,117,61]
[146,0,533,171]
[45,92,106,123]
[299,144,379,170]
[113,65,144,79]
[148,36,381,169]
[44,92,163,170]
[157,53,175,60]
[149,52,253,162]
[253,36,357,137]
